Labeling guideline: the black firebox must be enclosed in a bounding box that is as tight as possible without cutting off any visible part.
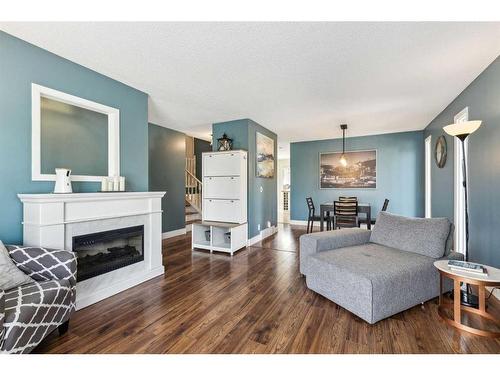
[72,225,144,282]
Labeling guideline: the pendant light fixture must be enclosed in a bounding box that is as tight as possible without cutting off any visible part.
[339,124,348,167]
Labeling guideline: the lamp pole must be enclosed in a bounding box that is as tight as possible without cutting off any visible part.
[458,135,469,261]
[457,133,478,308]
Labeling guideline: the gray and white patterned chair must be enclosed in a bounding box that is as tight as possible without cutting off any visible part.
[0,245,77,354]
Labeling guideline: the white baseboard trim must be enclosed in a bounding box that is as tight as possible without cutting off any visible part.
[247,234,261,246]
[247,225,278,246]
[289,219,319,227]
[162,227,187,239]
[261,225,278,239]
[486,286,500,301]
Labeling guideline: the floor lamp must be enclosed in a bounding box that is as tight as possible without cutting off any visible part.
[443,120,481,308]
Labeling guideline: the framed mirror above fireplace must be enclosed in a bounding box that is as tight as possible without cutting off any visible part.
[31,83,120,182]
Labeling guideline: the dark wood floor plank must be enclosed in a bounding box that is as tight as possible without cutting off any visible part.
[34,224,500,354]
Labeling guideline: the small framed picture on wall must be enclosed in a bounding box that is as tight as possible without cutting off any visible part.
[256,132,275,178]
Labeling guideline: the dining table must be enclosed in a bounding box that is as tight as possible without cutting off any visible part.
[319,202,372,231]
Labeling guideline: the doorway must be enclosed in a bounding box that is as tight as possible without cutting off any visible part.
[277,159,290,223]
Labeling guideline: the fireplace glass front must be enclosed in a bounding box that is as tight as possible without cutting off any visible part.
[72,225,144,281]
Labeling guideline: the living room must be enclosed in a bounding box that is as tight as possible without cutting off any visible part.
[1,0,500,371]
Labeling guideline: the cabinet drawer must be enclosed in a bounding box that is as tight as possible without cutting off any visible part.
[203,152,241,176]
[204,176,241,199]
[203,199,242,223]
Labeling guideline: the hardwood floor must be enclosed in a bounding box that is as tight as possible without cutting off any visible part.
[35,224,500,354]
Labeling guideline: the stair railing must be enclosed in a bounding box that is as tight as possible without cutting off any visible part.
[185,168,202,213]
[186,157,196,177]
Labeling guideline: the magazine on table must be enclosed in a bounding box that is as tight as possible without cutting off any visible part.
[448,260,487,275]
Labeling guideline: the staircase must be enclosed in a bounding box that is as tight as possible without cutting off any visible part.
[185,157,202,230]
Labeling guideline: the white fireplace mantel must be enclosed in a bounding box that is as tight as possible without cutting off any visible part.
[18,191,166,310]
[18,191,166,205]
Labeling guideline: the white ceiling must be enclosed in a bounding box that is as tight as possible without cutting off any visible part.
[2,22,500,158]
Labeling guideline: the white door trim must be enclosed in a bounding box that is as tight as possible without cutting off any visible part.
[453,107,469,255]
[425,135,432,218]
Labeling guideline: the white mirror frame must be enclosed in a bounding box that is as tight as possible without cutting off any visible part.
[32,83,120,182]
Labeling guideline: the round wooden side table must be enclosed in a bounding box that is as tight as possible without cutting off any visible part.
[434,260,500,338]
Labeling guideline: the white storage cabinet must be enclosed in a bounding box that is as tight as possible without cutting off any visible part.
[192,150,248,255]
[202,150,247,224]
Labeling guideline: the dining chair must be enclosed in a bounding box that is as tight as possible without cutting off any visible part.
[306,197,331,233]
[333,197,358,227]
[333,200,359,229]
[339,196,358,202]
[381,198,390,212]
[358,198,389,228]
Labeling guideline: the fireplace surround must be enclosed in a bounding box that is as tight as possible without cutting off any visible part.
[18,192,165,309]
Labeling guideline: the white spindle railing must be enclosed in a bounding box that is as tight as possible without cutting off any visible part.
[185,167,202,213]
[186,157,196,177]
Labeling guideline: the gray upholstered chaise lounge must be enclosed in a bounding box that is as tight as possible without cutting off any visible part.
[300,212,463,324]
[0,245,76,354]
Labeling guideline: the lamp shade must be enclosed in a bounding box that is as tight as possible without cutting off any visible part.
[443,121,481,138]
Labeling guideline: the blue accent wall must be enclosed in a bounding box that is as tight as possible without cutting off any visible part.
[424,56,500,267]
[0,31,149,244]
[212,119,278,238]
[291,131,424,221]
[149,123,186,233]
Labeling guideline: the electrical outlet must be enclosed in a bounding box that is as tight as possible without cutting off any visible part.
[257,224,261,231]
[260,186,263,193]
[267,221,271,228]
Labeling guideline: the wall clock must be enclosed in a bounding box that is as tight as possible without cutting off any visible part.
[434,135,447,168]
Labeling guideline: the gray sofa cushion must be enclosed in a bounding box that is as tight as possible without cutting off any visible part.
[305,243,443,323]
[370,212,451,258]
[299,228,371,275]
[0,241,32,291]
